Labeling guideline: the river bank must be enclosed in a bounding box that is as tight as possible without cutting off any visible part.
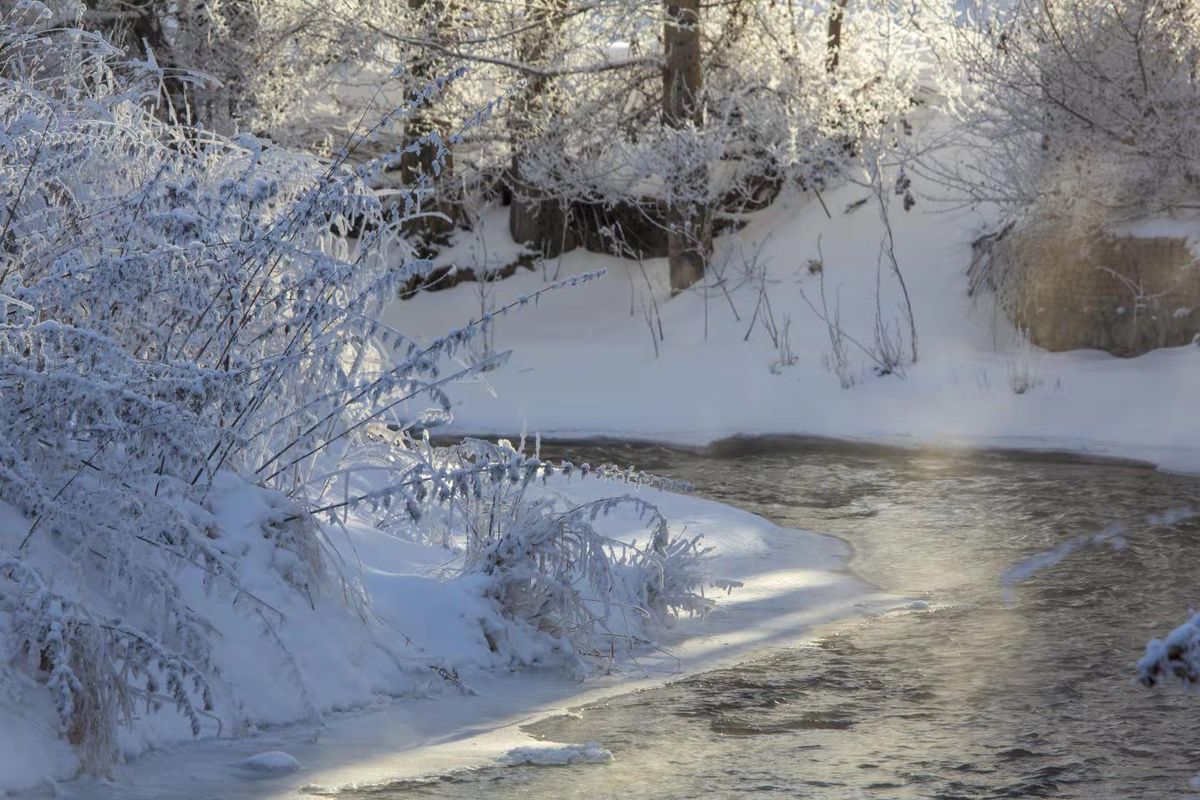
[388,169,1200,476]
[59,475,889,799]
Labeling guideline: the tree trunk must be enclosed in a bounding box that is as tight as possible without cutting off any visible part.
[507,0,574,258]
[826,0,849,73]
[181,0,259,134]
[398,0,458,250]
[663,0,709,293]
[218,0,259,133]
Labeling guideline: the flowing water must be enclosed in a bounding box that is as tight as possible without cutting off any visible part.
[351,438,1200,799]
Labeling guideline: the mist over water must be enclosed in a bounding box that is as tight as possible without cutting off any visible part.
[354,439,1200,800]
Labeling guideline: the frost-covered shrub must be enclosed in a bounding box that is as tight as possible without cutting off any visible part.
[943,0,1200,219]
[477,0,935,226]
[449,440,712,669]
[313,436,715,671]
[0,9,715,774]
[171,0,939,262]
[0,10,475,772]
[1,559,214,770]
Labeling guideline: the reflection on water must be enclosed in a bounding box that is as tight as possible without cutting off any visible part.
[351,438,1200,799]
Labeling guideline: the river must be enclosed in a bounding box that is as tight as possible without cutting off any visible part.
[353,437,1200,799]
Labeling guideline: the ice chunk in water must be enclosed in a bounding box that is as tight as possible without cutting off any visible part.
[499,742,613,766]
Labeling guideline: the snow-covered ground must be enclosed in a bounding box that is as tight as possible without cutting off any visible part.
[53,482,886,799]
[390,171,1200,475]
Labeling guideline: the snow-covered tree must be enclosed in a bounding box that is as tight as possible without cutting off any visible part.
[77,1,934,294]
[938,0,1200,219]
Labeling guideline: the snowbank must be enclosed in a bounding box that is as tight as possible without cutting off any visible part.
[387,172,1200,476]
[57,479,882,799]
[1,476,487,797]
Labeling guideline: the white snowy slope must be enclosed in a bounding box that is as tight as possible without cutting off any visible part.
[54,481,885,799]
[389,169,1200,475]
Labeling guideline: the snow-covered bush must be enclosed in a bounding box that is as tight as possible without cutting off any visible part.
[941,0,1200,220]
[0,10,713,776]
[464,0,935,238]
[309,433,715,670]
[122,1,939,261]
[447,439,711,670]
[0,8,451,771]
[1,558,214,770]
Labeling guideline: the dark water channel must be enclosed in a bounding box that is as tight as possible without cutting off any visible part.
[357,438,1200,799]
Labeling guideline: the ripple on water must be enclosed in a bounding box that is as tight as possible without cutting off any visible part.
[357,443,1200,800]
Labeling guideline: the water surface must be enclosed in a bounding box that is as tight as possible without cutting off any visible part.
[355,438,1200,799]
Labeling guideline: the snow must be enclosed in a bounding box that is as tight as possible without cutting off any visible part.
[0,687,77,795]
[1139,611,1200,688]
[57,483,884,799]
[386,171,1200,476]
[499,741,613,766]
[235,751,301,775]
[1109,213,1200,258]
